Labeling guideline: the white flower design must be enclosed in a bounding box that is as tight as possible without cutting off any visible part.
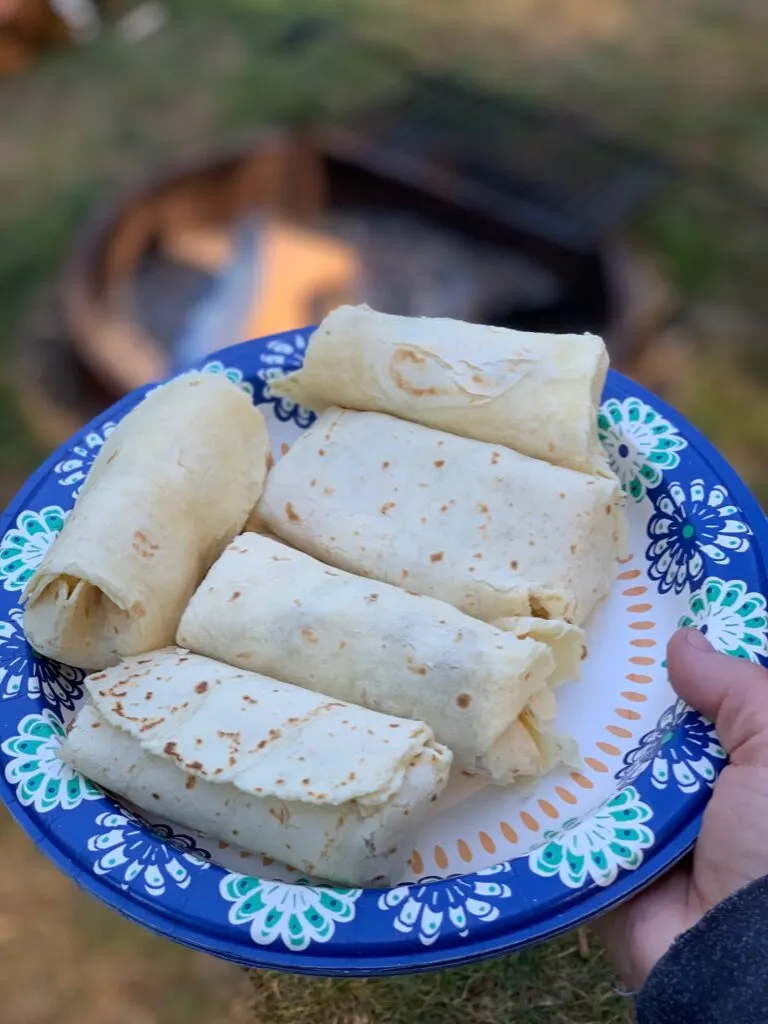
[54,423,118,497]
[0,506,67,592]
[646,479,751,594]
[220,873,361,951]
[256,334,314,428]
[1,709,101,812]
[88,811,210,897]
[528,787,654,888]
[377,864,513,946]
[0,607,84,709]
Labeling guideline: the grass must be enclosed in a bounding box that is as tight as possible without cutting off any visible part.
[0,2,766,1022]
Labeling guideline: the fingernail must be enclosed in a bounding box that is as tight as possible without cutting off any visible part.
[686,629,714,652]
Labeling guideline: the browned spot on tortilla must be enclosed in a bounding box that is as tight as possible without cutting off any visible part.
[472,552,483,560]
[559,492,566,499]
[163,741,182,761]
[266,452,275,470]
[318,448,326,456]
[228,755,237,767]
[605,504,612,515]
[90,722,100,729]
[401,569,409,579]
[130,602,146,618]
[547,441,556,453]
[468,566,476,573]
[280,442,290,456]
[491,451,500,464]
[581,645,588,660]
[269,728,283,740]
[389,348,441,397]
[144,691,153,700]
[440,504,448,513]
[570,544,577,554]
[187,759,204,771]
[380,501,396,515]
[195,738,203,747]
[310,478,317,487]
[229,591,242,602]
[285,502,301,523]
[382,461,390,469]
[510,559,519,570]
[477,502,489,514]
[349,771,357,780]
[243,694,257,704]
[139,717,164,733]
[275,778,284,785]
[528,539,536,547]
[456,693,472,709]
[301,627,318,643]
[454,631,463,643]
[89,673,107,681]
[430,551,444,563]
[324,486,335,495]
[185,776,197,790]
[151,793,160,800]
[106,449,119,464]
[338,640,346,649]
[434,460,445,468]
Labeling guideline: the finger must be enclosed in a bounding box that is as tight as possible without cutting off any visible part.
[667,629,768,765]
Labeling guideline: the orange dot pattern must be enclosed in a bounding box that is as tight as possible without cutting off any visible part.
[413,553,664,874]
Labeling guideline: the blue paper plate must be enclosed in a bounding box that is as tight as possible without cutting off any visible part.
[0,327,766,976]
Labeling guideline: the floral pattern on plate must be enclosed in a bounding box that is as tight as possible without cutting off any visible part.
[646,479,751,594]
[679,577,768,662]
[220,874,361,951]
[201,359,254,396]
[0,607,84,709]
[616,699,725,793]
[88,810,210,897]
[377,864,513,946]
[255,334,314,428]
[598,397,687,501]
[528,787,654,888]
[0,506,67,592]
[1,708,101,812]
[54,423,117,497]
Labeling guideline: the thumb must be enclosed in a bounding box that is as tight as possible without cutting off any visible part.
[667,628,768,766]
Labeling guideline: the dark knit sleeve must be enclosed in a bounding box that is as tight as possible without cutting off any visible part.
[637,876,768,1024]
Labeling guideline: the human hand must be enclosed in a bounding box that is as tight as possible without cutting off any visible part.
[593,628,768,991]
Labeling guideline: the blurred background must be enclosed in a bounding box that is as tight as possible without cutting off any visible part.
[0,1,766,1022]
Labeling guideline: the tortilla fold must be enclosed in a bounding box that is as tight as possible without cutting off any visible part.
[178,533,560,783]
[24,373,270,670]
[271,305,612,475]
[59,648,452,887]
[257,408,626,625]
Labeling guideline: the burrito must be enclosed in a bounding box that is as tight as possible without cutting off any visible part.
[24,373,270,671]
[177,533,567,783]
[59,648,452,887]
[271,305,612,475]
[257,408,626,625]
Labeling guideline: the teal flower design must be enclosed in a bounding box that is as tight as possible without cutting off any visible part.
[201,359,254,396]
[598,397,686,501]
[528,786,654,888]
[0,506,67,592]
[219,873,361,951]
[679,577,768,663]
[88,811,209,897]
[1,709,101,812]
[377,863,513,946]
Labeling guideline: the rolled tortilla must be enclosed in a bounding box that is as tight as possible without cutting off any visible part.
[24,373,270,671]
[59,648,452,887]
[177,533,561,783]
[271,305,612,475]
[257,408,626,625]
